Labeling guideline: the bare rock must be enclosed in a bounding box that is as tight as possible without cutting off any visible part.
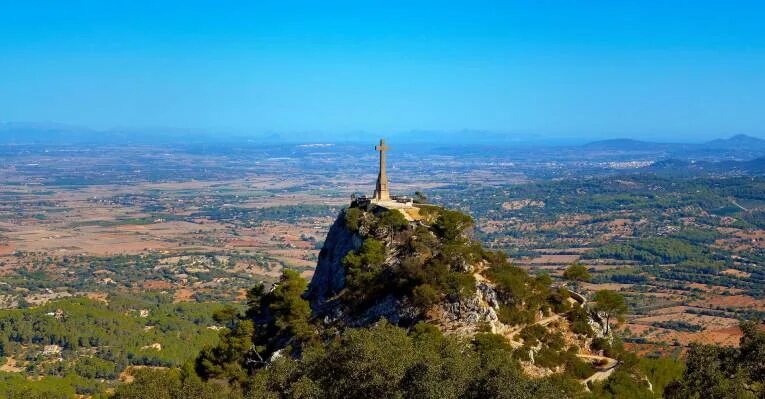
[306,211,362,309]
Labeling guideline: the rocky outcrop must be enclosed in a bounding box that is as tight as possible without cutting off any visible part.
[307,206,509,333]
[430,284,501,334]
[306,211,362,309]
[588,310,612,340]
[352,294,419,327]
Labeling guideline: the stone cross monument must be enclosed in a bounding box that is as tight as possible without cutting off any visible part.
[373,139,391,201]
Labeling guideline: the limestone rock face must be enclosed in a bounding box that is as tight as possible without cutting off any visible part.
[306,211,362,309]
[477,282,500,310]
[588,310,612,340]
[430,286,501,335]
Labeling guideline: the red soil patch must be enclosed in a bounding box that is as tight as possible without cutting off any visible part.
[142,280,174,290]
[85,292,109,304]
[173,288,194,303]
[0,244,15,256]
[691,295,765,310]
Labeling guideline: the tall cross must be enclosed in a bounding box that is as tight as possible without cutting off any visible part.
[374,139,390,201]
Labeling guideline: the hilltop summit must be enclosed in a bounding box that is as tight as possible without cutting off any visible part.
[308,139,509,331]
[307,202,503,332]
[301,140,625,383]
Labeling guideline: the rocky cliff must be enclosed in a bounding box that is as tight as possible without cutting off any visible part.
[305,210,361,307]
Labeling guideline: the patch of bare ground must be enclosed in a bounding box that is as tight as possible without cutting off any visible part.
[0,356,24,372]
[625,314,743,347]
[671,327,742,347]
[647,305,690,315]
[85,292,109,304]
[0,243,15,256]
[687,282,743,295]
[632,313,737,328]
[25,291,73,306]
[721,268,751,278]
[520,361,559,378]
[580,282,633,291]
[119,365,168,383]
[142,280,174,290]
[173,288,195,303]
[690,295,765,311]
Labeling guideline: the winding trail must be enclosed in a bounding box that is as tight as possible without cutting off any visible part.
[482,280,619,387]
[578,354,619,385]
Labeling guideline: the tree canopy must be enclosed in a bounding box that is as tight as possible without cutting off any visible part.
[593,290,627,334]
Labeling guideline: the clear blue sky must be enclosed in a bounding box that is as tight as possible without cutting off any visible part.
[1,1,764,141]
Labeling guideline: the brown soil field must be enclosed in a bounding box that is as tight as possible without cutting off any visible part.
[142,280,175,290]
[173,288,195,303]
[86,292,109,304]
[623,323,742,347]
[721,268,751,278]
[631,313,737,329]
[690,295,765,310]
[580,282,634,291]
[0,244,15,256]
[687,282,743,295]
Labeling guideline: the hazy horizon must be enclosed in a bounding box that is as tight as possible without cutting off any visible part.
[2,121,765,146]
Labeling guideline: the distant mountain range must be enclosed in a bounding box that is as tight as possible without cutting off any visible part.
[582,135,765,162]
[584,134,765,152]
[0,123,564,146]
[2,122,765,163]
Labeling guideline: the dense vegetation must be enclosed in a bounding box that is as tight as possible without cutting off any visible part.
[342,206,481,315]
[111,265,593,399]
[0,294,227,396]
[665,321,765,399]
[0,263,758,399]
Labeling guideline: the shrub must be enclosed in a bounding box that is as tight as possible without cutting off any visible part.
[433,209,474,242]
[344,238,388,304]
[411,284,439,308]
[378,209,409,231]
[344,207,363,232]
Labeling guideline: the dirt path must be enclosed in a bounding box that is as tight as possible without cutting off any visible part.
[730,198,748,211]
[476,272,620,386]
[579,354,619,386]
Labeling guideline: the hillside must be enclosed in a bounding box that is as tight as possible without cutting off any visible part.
[2,202,763,398]
[181,202,660,398]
